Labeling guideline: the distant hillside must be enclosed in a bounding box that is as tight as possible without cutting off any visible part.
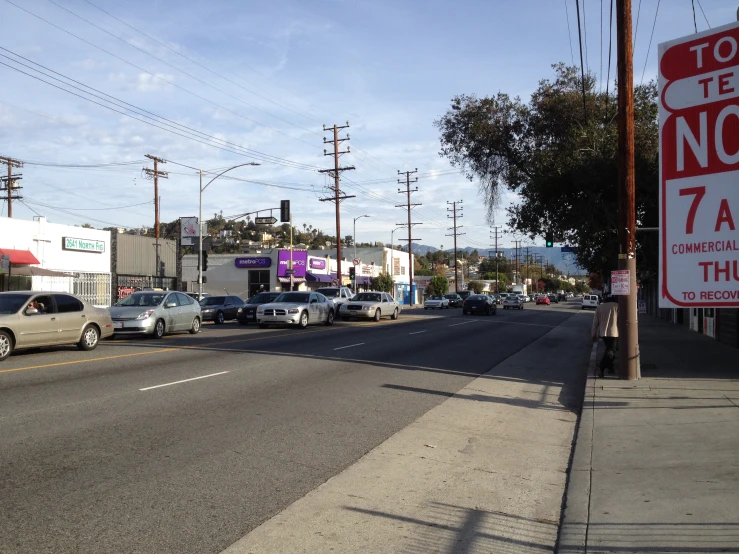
[400,243,439,255]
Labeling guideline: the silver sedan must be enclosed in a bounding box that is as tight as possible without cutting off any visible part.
[339,292,400,322]
[257,291,335,329]
[109,291,202,338]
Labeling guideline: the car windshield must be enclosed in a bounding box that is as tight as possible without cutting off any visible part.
[354,293,381,302]
[275,292,310,303]
[315,288,340,298]
[116,293,165,307]
[0,293,33,314]
[444,295,457,299]
[430,296,444,300]
[470,295,486,300]
[200,296,226,306]
[248,293,279,304]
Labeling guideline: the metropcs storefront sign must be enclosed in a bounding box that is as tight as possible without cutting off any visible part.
[659,22,739,307]
[62,236,105,254]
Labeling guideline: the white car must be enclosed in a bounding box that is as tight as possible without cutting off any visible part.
[582,295,600,310]
[314,287,355,309]
[257,291,335,328]
[424,296,450,309]
[340,292,401,321]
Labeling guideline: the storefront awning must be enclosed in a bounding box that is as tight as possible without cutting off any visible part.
[306,272,336,283]
[278,277,307,284]
[0,248,40,265]
[8,266,73,277]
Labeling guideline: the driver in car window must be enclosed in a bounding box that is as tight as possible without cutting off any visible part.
[27,300,41,313]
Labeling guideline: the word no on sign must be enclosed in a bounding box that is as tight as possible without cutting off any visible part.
[659,21,739,307]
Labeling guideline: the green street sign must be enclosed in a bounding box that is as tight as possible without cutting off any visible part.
[62,237,105,253]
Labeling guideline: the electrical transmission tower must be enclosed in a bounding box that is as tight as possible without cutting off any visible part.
[446,200,465,293]
[396,169,421,306]
[1,156,24,218]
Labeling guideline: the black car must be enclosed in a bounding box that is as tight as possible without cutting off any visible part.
[237,292,281,325]
[444,293,463,307]
[548,294,560,304]
[199,295,245,324]
[457,290,473,301]
[462,294,497,316]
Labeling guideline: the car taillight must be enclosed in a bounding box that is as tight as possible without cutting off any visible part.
[463,300,467,306]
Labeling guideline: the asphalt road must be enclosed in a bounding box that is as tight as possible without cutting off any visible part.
[0,300,582,554]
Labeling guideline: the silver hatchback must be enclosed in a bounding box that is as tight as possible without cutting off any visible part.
[109,291,202,338]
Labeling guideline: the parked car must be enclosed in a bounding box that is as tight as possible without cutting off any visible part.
[462,294,497,316]
[424,296,450,309]
[444,293,463,307]
[548,294,560,304]
[503,296,524,310]
[0,291,114,362]
[199,295,245,324]
[256,291,334,329]
[536,295,551,305]
[518,295,529,303]
[582,294,600,310]
[340,292,400,321]
[314,287,355,309]
[237,291,281,325]
[184,292,210,302]
[109,291,202,338]
[457,290,472,301]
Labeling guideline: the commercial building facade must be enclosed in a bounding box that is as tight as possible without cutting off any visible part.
[111,233,177,302]
[0,216,111,306]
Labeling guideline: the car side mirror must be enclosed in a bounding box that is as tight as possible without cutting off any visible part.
[166,301,177,308]
[25,308,39,315]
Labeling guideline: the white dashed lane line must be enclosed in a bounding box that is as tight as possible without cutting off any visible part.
[333,343,366,351]
[139,371,230,391]
[408,330,427,335]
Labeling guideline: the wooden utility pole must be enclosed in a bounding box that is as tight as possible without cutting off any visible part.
[491,226,502,293]
[446,201,464,293]
[616,0,639,380]
[0,156,23,218]
[319,123,355,287]
[143,155,168,278]
[397,169,421,306]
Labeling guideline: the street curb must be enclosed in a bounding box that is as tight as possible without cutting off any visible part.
[556,341,598,553]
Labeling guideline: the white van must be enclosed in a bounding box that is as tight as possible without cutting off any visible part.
[582,295,600,310]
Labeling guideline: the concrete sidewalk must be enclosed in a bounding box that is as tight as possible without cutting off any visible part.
[559,316,739,553]
[221,312,592,553]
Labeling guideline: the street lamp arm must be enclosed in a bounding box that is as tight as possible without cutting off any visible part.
[202,162,260,192]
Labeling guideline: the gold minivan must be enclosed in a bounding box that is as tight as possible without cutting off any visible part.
[0,291,114,362]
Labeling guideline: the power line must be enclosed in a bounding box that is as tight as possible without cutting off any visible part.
[695,0,710,28]
[691,0,698,33]
[634,0,643,45]
[565,0,575,65]
[575,0,588,124]
[640,0,661,85]
[582,0,590,72]
[606,0,614,113]
[600,0,604,92]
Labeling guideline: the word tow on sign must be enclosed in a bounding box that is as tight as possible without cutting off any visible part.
[658,22,739,307]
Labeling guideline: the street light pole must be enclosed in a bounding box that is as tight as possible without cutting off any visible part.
[198,162,260,298]
[390,227,402,298]
[353,214,370,293]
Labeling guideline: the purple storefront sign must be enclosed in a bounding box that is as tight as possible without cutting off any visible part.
[309,258,327,270]
[278,250,308,278]
[235,257,272,268]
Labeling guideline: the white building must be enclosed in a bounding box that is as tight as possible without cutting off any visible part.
[0,216,111,306]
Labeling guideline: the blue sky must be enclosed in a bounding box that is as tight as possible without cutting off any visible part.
[0,0,733,253]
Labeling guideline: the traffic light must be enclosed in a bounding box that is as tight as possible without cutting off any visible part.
[545,233,554,248]
[202,250,209,271]
[280,199,290,223]
[349,266,356,280]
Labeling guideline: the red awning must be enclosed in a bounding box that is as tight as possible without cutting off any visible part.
[0,248,41,265]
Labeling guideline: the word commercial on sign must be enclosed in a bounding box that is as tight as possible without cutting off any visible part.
[658,22,739,307]
[62,237,105,253]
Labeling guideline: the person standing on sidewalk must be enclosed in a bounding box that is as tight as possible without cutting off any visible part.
[591,295,619,377]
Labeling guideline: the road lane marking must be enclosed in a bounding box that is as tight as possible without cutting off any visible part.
[139,371,229,391]
[334,343,365,351]
[448,321,478,327]
[408,330,427,335]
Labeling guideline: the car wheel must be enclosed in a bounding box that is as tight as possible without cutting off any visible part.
[373,309,381,322]
[153,319,165,339]
[0,330,13,361]
[77,325,100,351]
[298,311,309,329]
[189,317,201,334]
[215,311,224,325]
[325,310,335,326]
[391,308,399,320]
[259,323,269,329]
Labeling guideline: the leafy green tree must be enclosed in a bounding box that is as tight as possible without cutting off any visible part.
[435,63,659,282]
[467,280,485,294]
[427,275,449,296]
[369,272,394,293]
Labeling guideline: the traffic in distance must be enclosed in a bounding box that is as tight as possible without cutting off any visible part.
[0,288,586,362]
